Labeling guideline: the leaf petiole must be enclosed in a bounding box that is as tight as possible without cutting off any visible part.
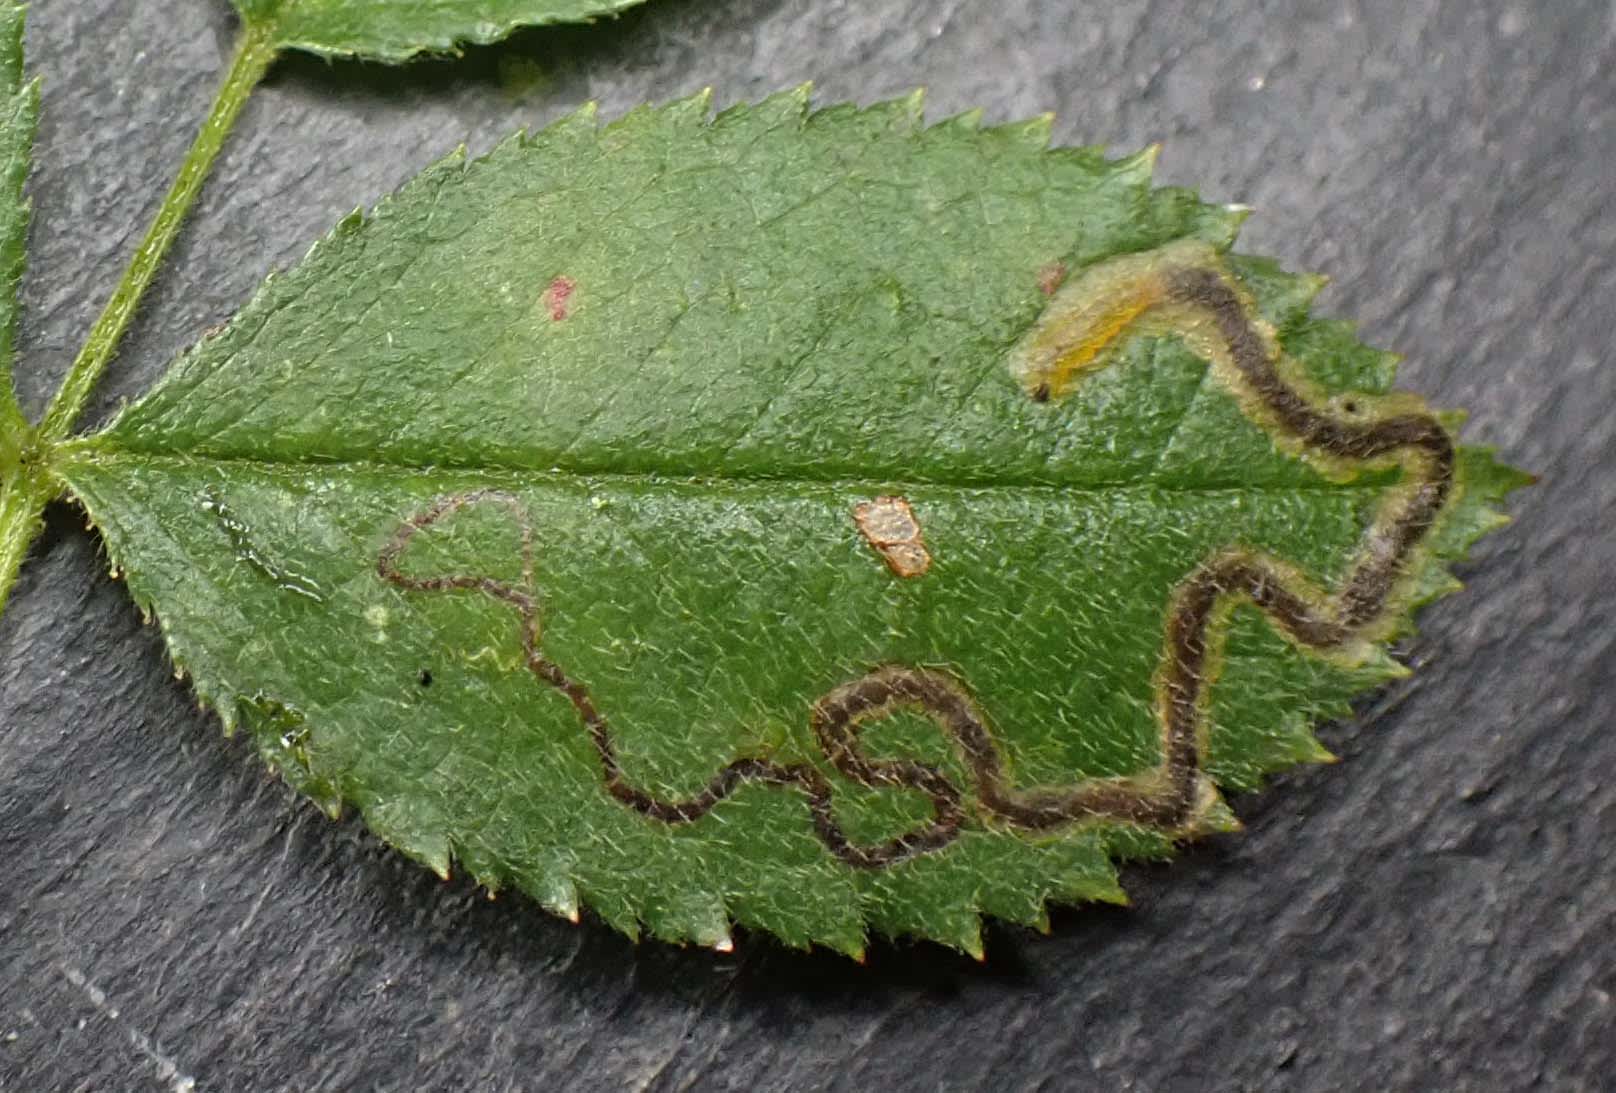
[37,19,278,443]
[0,433,49,618]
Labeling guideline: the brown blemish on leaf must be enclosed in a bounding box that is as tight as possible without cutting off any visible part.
[853,496,931,578]
[543,276,576,321]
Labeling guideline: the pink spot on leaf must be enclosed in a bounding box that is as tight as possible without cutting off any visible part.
[544,276,576,321]
[1037,261,1068,296]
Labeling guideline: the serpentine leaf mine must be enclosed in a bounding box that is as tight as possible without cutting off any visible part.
[56,91,1528,956]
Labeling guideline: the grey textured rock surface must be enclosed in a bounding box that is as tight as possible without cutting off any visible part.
[1,0,1610,1090]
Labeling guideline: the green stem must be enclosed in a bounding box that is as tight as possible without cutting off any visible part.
[0,380,23,437]
[0,454,50,621]
[0,361,41,615]
[37,21,278,442]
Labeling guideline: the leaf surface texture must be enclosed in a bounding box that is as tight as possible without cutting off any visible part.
[60,92,1526,953]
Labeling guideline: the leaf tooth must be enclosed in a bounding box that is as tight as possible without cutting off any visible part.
[728,877,868,957]
[643,887,732,948]
[868,87,927,133]
[1208,202,1254,244]
[363,799,452,881]
[661,86,715,129]
[602,98,671,142]
[925,908,987,960]
[1223,202,1256,231]
[1479,457,1539,498]
[1067,853,1130,908]
[1042,141,1113,175]
[330,207,365,239]
[812,920,869,961]
[718,83,810,132]
[1294,272,1334,310]
[863,873,990,957]
[212,694,238,737]
[1196,794,1245,835]
[539,99,601,145]
[1413,572,1466,608]
[489,128,527,157]
[536,872,582,924]
[963,919,988,962]
[995,896,1052,931]
[933,106,984,133]
[1306,736,1341,765]
[516,102,602,161]
[805,100,862,128]
[1203,199,1249,248]
[1111,142,1161,186]
[1227,254,1335,332]
[986,112,1054,150]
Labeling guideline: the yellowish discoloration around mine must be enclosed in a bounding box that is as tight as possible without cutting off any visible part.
[1008,240,1219,400]
[853,496,931,578]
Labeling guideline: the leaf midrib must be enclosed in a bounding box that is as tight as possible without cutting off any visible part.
[58,443,1391,497]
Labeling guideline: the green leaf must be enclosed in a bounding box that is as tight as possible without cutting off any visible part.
[57,91,1527,955]
[0,1,43,614]
[231,0,654,62]
[0,1,34,436]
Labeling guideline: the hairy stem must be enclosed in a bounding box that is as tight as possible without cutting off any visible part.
[0,372,22,438]
[37,22,277,442]
[0,452,50,620]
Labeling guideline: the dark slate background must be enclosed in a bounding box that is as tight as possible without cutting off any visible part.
[2,0,1611,1089]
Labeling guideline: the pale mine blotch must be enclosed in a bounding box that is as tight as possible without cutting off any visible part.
[853,496,932,579]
